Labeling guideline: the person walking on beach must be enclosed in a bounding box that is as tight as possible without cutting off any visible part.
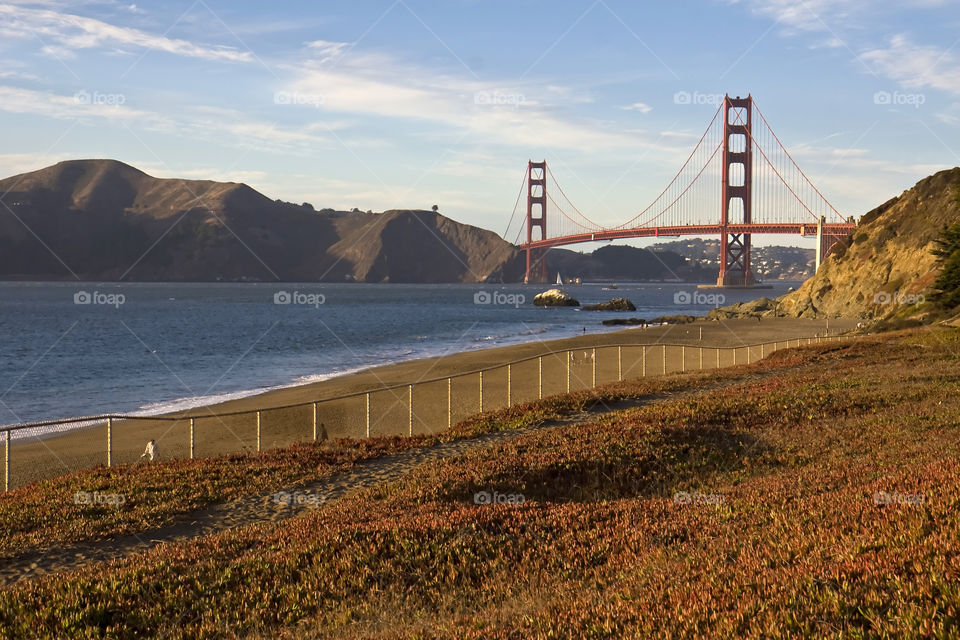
[140,439,158,462]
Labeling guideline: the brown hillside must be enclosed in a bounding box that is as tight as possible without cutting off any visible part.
[0,160,523,282]
[708,167,960,320]
[776,167,960,318]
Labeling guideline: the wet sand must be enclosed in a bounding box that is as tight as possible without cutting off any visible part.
[3,317,855,489]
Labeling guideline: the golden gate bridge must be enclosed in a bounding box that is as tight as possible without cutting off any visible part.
[504,94,857,286]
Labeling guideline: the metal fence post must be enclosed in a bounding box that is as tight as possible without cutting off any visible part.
[642,346,646,377]
[699,346,703,370]
[592,348,597,387]
[256,411,261,452]
[107,417,113,468]
[408,384,413,437]
[479,371,484,413]
[312,402,318,441]
[681,346,686,372]
[4,430,9,492]
[662,345,666,375]
[617,346,622,382]
[716,347,720,369]
[733,347,738,366]
[507,364,512,405]
[190,417,195,459]
[365,392,371,438]
[761,343,765,359]
[538,356,543,399]
[748,346,752,365]
[566,351,571,393]
[447,377,452,430]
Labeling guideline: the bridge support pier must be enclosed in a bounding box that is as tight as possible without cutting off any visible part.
[718,232,756,286]
[814,215,849,272]
[524,160,548,284]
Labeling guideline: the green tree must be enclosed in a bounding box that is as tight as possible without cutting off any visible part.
[930,184,960,309]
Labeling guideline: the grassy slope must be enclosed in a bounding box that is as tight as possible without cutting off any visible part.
[0,375,699,560]
[2,330,960,638]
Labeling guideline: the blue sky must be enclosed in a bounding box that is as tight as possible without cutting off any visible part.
[0,0,958,249]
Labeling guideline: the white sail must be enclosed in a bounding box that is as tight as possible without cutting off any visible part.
[556,273,563,286]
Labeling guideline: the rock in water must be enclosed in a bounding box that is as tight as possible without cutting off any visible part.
[602,317,647,326]
[582,297,637,311]
[533,288,580,307]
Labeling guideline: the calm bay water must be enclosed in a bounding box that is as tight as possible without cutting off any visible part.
[0,281,797,426]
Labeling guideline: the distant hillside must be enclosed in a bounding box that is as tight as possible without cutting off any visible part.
[0,160,524,282]
[542,239,814,283]
[647,238,814,281]
[544,245,697,282]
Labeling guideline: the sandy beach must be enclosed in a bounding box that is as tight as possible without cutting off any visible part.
[4,317,855,489]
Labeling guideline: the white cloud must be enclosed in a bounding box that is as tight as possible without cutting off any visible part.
[862,35,960,97]
[0,4,252,62]
[0,85,338,154]
[735,0,948,33]
[937,103,960,126]
[0,69,39,81]
[0,152,77,179]
[279,45,677,152]
[620,102,653,113]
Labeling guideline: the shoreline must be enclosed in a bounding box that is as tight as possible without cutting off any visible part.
[3,317,857,489]
[186,316,852,415]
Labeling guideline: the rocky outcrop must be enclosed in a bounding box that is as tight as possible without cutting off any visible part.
[533,289,580,307]
[582,297,636,311]
[602,318,645,326]
[775,168,960,319]
[708,168,960,320]
[706,297,779,320]
[602,314,696,326]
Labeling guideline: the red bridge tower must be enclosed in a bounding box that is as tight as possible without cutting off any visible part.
[524,160,548,284]
[717,95,756,286]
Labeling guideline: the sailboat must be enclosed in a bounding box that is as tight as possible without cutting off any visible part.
[556,272,563,286]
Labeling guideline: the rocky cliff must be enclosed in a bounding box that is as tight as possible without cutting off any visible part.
[710,167,960,320]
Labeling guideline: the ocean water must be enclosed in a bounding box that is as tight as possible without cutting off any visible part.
[0,281,797,427]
